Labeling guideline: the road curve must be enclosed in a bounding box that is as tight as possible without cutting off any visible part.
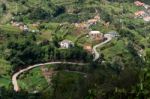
[12,62,86,92]
[12,34,112,92]
[93,34,112,61]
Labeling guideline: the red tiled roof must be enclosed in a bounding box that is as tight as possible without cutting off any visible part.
[134,1,144,6]
[134,11,145,16]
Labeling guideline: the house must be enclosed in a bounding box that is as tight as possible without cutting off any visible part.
[104,22,110,28]
[87,15,100,26]
[23,25,29,31]
[134,11,146,18]
[89,31,104,41]
[87,19,98,25]
[74,22,88,29]
[11,21,21,27]
[32,22,40,27]
[89,31,102,37]
[11,21,29,31]
[83,44,92,53]
[59,40,74,48]
[19,25,29,31]
[134,1,144,6]
[108,31,119,37]
[94,15,100,20]
[143,16,150,22]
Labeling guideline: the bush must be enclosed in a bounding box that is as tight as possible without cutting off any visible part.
[29,8,51,20]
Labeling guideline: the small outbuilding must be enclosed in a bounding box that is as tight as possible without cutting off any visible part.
[83,44,92,53]
[108,31,119,37]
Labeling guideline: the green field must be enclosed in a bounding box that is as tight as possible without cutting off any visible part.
[18,67,49,92]
[0,0,150,98]
[0,58,11,89]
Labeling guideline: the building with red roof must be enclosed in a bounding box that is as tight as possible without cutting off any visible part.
[134,1,145,6]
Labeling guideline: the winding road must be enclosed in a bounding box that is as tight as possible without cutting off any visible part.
[12,34,113,92]
[12,62,86,92]
[93,34,113,61]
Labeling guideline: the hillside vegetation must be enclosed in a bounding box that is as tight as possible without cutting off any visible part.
[0,0,150,99]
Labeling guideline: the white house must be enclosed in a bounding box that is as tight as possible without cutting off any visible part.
[59,40,74,48]
[89,31,102,37]
[23,25,29,31]
[89,31,104,41]
[143,16,150,22]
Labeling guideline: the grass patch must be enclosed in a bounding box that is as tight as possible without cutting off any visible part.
[0,76,11,89]
[18,67,49,92]
[101,39,129,60]
[0,58,11,75]
[0,25,22,34]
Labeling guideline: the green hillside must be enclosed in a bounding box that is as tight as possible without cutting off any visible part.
[0,0,150,99]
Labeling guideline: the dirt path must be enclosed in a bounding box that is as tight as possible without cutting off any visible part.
[12,62,86,92]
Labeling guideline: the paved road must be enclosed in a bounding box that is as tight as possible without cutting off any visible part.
[93,34,113,61]
[12,34,113,92]
[12,62,86,92]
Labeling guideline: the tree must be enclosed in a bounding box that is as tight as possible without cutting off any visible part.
[53,6,65,17]
[30,7,51,20]
[146,49,150,65]
[1,3,6,11]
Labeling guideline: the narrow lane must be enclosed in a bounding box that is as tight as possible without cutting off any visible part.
[93,34,112,61]
[12,62,86,92]
[12,34,113,92]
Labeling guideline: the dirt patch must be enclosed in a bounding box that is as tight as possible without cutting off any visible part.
[40,66,56,84]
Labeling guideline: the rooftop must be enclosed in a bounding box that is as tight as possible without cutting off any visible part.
[134,1,144,6]
[143,16,150,21]
[89,31,101,34]
[60,40,74,44]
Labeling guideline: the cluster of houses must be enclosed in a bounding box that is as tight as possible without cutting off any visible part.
[134,1,150,22]
[11,21,29,32]
[59,30,104,52]
[74,15,100,29]
[11,20,40,33]
[59,14,101,50]
[59,12,119,53]
[59,30,119,53]
[59,31,104,49]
